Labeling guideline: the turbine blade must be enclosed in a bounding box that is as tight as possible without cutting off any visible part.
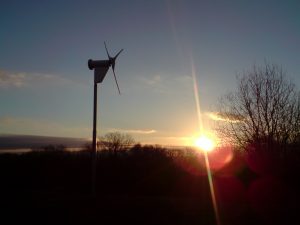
[112,68,121,95]
[114,49,123,59]
[104,41,111,58]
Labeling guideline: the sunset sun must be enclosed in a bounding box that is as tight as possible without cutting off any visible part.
[194,135,215,152]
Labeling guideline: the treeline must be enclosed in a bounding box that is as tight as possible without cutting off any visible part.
[0,144,211,196]
[0,143,300,225]
[1,143,299,195]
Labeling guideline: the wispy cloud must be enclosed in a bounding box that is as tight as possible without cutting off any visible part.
[207,112,244,123]
[0,70,78,88]
[137,74,167,94]
[173,75,193,84]
[163,136,190,140]
[139,75,162,86]
[108,128,157,134]
[139,74,192,87]
[137,74,193,95]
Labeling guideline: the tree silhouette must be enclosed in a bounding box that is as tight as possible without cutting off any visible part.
[99,132,135,155]
[217,64,300,151]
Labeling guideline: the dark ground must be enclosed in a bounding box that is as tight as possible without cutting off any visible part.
[0,147,299,225]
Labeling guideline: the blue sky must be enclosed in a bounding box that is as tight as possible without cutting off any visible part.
[1,0,300,145]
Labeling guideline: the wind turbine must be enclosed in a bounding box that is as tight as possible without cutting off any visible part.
[88,42,123,194]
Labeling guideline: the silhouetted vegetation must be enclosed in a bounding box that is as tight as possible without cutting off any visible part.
[198,63,300,224]
[0,142,299,225]
[218,63,300,151]
[98,132,135,156]
[32,144,66,152]
[216,64,300,182]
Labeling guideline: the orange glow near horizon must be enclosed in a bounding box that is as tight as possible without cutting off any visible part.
[194,135,215,152]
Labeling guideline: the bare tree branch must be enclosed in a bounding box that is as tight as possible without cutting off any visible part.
[216,63,300,152]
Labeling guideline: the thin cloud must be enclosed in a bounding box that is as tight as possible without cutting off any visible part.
[137,74,193,96]
[108,128,157,134]
[174,75,193,84]
[139,75,162,86]
[207,112,244,123]
[140,74,192,87]
[164,136,190,140]
[0,70,77,88]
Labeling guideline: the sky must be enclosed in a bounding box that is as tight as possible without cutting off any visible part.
[1,0,300,146]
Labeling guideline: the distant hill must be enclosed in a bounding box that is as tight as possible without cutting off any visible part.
[0,134,88,150]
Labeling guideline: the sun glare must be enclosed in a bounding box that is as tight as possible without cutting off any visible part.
[194,135,215,152]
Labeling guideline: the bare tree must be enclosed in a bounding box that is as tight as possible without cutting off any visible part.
[99,132,135,155]
[217,64,300,151]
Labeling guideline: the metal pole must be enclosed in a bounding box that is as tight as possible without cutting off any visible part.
[92,81,97,195]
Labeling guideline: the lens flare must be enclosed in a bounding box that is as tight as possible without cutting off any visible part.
[195,135,215,152]
[191,59,221,225]
[166,3,221,223]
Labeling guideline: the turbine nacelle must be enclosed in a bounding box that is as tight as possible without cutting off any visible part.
[88,59,110,70]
